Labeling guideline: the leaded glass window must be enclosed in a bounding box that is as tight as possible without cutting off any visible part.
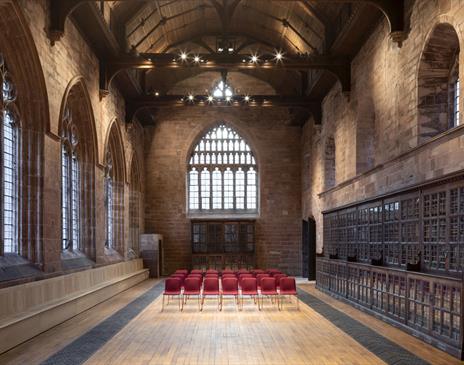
[105,150,114,249]
[1,58,19,255]
[188,124,258,214]
[61,107,80,251]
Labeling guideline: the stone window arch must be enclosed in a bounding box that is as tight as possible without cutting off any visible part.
[418,23,460,143]
[104,122,126,254]
[187,124,258,216]
[59,78,98,261]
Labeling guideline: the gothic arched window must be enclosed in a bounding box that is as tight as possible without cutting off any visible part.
[188,124,258,215]
[105,149,115,249]
[1,59,19,255]
[61,107,81,251]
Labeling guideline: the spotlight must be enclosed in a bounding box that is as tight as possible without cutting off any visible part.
[225,96,231,102]
[193,55,200,63]
[274,50,284,62]
[242,59,246,63]
[228,47,234,53]
[218,47,224,53]
[188,94,194,101]
[244,95,250,102]
[180,52,188,61]
[154,91,159,96]
[207,95,214,103]
[250,54,259,63]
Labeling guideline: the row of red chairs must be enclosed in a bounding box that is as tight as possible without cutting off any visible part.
[173,268,283,276]
[162,275,298,311]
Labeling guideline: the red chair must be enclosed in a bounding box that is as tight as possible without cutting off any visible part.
[279,277,299,310]
[202,277,221,311]
[269,270,283,277]
[175,269,189,275]
[222,269,234,276]
[260,277,279,310]
[221,277,239,310]
[274,274,287,290]
[205,273,219,278]
[238,273,253,288]
[162,278,182,311]
[240,277,259,310]
[238,269,249,274]
[256,273,271,290]
[190,269,203,275]
[183,277,202,310]
[170,274,186,287]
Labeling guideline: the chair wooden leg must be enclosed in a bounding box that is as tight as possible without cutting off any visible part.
[161,295,165,312]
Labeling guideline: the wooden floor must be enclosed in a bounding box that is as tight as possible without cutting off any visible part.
[0,279,461,365]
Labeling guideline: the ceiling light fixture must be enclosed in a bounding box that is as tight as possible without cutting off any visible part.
[225,96,231,102]
[180,52,188,61]
[188,94,194,101]
[154,91,159,96]
[244,95,250,102]
[194,55,200,63]
[250,54,259,63]
[207,95,214,103]
[274,50,284,62]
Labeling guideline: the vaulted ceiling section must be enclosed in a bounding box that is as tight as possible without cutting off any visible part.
[50,0,407,125]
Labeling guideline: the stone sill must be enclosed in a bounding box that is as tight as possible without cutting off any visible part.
[319,124,464,198]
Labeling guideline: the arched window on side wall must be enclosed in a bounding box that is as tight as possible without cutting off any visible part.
[1,59,19,255]
[418,23,460,143]
[59,79,97,261]
[129,156,141,254]
[104,123,125,254]
[61,107,80,252]
[188,124,258,216]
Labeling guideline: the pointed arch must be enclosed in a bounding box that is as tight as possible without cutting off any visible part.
[58,77,98,260]
[0,1,50,267]
[103,120,126,254]
[187,123,258,216]
[417,22,460,143]
[104,119,127,183]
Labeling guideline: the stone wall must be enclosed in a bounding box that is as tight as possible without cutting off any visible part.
[304,0,464,252]
[0,0,144,285]
[144,107,302,275]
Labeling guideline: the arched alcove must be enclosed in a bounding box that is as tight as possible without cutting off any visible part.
[103,121,126,255]
[418,23,460,143]
[0,1,50,268]
[59,77,98,261]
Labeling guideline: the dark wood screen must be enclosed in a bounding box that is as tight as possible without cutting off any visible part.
[319,176,464,359]
[191,220,255,270]
[323,178,464,276]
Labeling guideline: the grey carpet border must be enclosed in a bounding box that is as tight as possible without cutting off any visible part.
[297,288,431,365]
[40,281,430,365]
[40,281,164,365]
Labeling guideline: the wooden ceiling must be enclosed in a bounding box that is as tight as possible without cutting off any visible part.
[57,0,397,124]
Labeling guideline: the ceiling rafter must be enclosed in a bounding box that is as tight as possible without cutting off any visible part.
[132,4,213,49]
[125,95,322,124]
[48,0,407,47]
[126,0,178,38]
[241,4,318,52]
[100,52,351,97]
[161,30,295,55]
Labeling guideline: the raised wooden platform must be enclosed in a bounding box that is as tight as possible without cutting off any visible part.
[0,259,148,354]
